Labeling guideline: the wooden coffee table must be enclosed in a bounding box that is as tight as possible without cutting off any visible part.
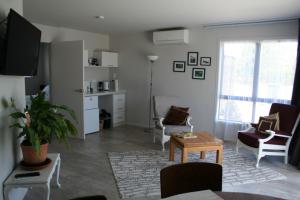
[169,132,223,164]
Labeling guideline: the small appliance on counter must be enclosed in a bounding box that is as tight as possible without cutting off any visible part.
[103,81,110,91]
[91,58,99,66]
[98,81,104,92]
[112,79,119,91]
[86,80,118,93]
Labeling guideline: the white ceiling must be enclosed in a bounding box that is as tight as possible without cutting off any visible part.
[23,0,300,34]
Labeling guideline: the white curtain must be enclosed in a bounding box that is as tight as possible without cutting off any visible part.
[215,121,249,141]
[215,40,297,141]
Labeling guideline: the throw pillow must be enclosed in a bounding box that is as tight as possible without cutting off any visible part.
[163,106,189,125]
[264,112,280,130]
[257,117,277,134]
[170,105,189,112]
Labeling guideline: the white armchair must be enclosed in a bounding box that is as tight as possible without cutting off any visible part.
[153,96,193,151]
[236,103,300,168]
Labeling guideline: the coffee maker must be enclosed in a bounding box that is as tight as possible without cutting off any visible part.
[103,81,110,91]
[98,81,104,92]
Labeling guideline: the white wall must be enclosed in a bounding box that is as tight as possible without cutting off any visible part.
[35,23,111,81]
[0,1,25,200]
[111,22,298,134]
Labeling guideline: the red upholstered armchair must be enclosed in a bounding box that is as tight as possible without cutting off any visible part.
[236,103,300,168]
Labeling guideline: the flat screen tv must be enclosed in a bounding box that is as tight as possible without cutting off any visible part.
[0,9,41,76]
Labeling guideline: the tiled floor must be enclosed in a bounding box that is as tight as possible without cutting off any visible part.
[25,125,300,200]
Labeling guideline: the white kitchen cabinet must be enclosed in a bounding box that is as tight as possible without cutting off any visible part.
[100,51,118,67]
[113,112,125,125]
[112,93,125,127]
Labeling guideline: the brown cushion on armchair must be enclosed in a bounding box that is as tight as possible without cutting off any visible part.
[273,130,292,137]
[238,131,288,148]
[163,106,189,125]
[252,113,280,131]
[265,112,280,130]
[257,117,277,134]
[171,105,189,112]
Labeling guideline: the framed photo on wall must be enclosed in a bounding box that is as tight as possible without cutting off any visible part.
[173,61,186,72]
[200,57,211,66]
[192,68,205,80]
[187,52,198,66]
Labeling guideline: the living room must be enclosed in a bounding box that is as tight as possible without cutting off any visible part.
[1,0,300,200]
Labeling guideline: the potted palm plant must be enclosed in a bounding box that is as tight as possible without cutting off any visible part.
[10,92,77,165]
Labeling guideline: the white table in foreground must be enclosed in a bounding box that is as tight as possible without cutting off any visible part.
[162,190,285,200]
[163,190,223,200]
[4,153,61,200]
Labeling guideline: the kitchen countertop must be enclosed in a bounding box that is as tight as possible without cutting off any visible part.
[84,90,126,97]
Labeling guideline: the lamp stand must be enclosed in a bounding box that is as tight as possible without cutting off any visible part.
[144,55,158,133]
[144,60,154,133]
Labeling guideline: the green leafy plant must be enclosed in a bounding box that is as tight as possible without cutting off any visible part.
[10,92,77,152]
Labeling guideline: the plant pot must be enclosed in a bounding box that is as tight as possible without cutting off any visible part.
[21,142,48,165]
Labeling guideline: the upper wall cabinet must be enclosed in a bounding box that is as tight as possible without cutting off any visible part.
[100,51,118,67]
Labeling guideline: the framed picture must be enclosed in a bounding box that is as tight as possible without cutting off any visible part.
[173,61,186,72]
[192,68,205,80]
[200,57,211,66]
[187,52,198,66]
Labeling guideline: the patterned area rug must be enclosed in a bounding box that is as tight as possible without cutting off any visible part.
[108,147,286,199]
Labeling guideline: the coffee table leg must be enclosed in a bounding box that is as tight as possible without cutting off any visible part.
[181,148,188,163]
[200,151,206,159]
[169,139,175,161]
[216,146,223,164]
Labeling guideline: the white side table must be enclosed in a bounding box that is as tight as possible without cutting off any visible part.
[4,153,61,200]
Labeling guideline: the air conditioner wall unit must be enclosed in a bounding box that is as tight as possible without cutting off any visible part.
[153,29,189,45]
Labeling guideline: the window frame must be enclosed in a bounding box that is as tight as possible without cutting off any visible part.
[216,39,296,123]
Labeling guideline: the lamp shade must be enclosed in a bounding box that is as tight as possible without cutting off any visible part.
[147,55,159,62]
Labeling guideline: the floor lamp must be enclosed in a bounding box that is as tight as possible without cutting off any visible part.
[145,55,159,133]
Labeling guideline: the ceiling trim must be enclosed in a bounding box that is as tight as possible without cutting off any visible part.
[203,18,299,29]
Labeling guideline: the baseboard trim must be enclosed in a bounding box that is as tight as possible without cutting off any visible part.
[125,122,156,129]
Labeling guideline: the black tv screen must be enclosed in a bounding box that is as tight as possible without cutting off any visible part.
[0,9,41,76]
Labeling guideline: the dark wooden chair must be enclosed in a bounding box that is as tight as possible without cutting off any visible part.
[70,195,107,200]
[160,162,222,198]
